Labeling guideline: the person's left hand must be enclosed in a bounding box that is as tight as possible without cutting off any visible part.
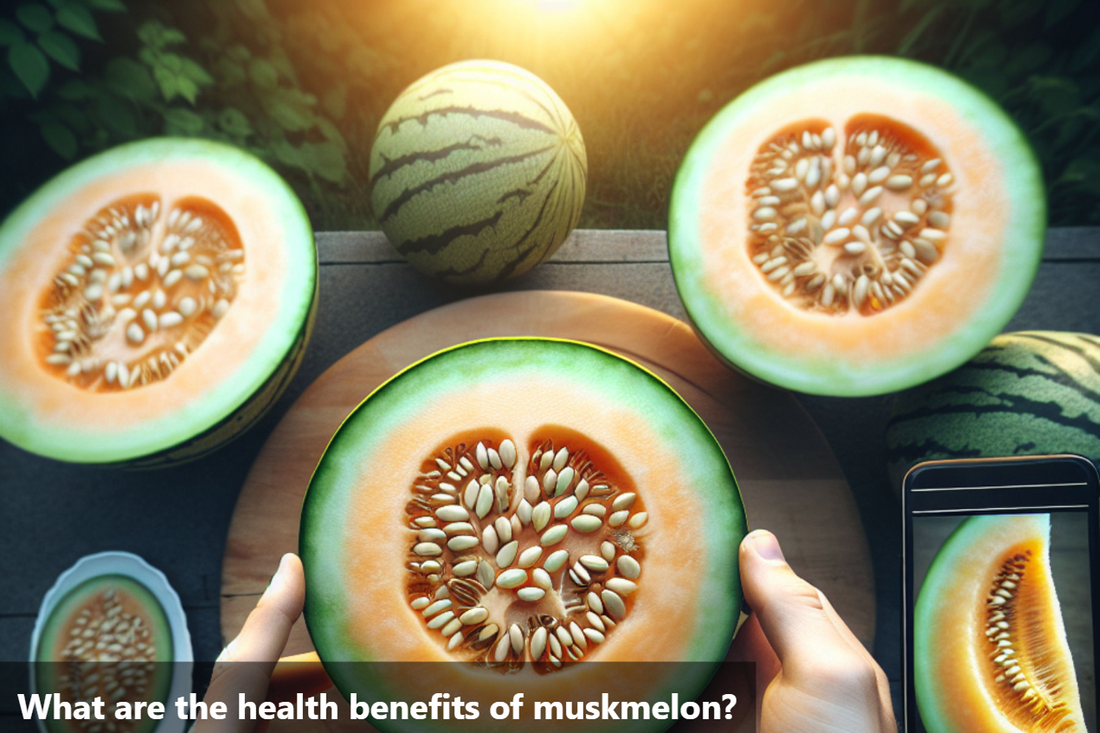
[194,553,305,732]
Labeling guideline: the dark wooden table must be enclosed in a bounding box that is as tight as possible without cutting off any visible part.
[2,228,1097,728]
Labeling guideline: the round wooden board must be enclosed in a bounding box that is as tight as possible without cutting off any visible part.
[221,291,875,658]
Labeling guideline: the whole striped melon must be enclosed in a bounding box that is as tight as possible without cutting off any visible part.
[369,60,587,285]
[886,331,1100,490]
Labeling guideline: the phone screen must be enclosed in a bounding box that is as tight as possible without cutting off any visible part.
[903,455,1100,732]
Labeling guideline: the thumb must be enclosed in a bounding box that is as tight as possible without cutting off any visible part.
[739,529,857,683]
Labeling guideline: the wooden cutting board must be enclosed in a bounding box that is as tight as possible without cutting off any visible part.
[221,291,875,657]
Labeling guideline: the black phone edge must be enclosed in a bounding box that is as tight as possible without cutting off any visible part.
[901,454,1100,733]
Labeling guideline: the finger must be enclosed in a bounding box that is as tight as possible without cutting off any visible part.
[197,553,305,733]
[739,529,862,683]
[817,590,895,726]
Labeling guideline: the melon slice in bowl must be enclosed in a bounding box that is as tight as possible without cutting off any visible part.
[299,337,747,732]
[0,138,317,466]
[669,56,1045,396]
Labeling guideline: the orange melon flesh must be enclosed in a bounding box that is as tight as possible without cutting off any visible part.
[915,514,1086,732]
[0,139,316,463]
[300,338,746,733]
[669,57,1045,396]
[35,576,173,733]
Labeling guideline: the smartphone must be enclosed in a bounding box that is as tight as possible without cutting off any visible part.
[903,454,1100,732]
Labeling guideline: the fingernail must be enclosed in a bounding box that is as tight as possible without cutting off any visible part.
[746,529,785,562]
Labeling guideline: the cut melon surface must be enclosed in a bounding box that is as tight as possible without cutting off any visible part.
[0,138,316,465]
[35,575,173,733]
[915,514,1086,732]
[300,338,746,731]
[669,56,1045,396]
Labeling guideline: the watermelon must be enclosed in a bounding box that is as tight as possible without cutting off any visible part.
[887,331,1100,489]
[369,60,587,285]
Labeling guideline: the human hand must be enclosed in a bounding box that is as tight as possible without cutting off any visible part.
[195,553,306,732]
[737,529,895,733]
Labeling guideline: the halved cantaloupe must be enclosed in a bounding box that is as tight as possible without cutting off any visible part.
[669,57,1045,396]
[300,338,746,732]
[915,514,1086,732]
[0,138,316,465]
[35,575,173,733]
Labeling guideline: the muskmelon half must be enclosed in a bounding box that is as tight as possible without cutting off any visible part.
[669,56,1045,396]
[35,575,173,733]
[915,514,1086,732]
[0,138,317,466]
[300,338,746,732]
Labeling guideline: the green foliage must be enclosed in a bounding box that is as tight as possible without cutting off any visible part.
[2,0,1096,229]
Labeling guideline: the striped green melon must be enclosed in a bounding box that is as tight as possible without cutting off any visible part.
[369,60,587,284]
[887,331,1100,490]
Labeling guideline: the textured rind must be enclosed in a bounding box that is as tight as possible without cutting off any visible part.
[300,338,746,733]
[35,575,173,733]
[0,137,317,465]
[668,55,1046,396]
[887,332,1100,490]
[370,60,587,284]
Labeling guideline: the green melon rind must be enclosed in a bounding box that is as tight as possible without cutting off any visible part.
[668,55,1046,397]
[370,60,587,284]
[886,331,1100,490]
[0,137,317,464]
[35,575,173,733]
[913,514,1050,733]
[300,338,745,733]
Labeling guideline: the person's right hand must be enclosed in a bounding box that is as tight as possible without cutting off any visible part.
[738,529,896,732]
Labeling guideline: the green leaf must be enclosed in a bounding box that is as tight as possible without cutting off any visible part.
[37,30,79,70]
[272,139,301,168]
[248,58,278,89]
[105,56,156,100]
[267,98,313,131]
[56,4,100,41]
[179,57,213,85]
[0,20,26,46]
[85,0,128,11]
[40,119,77,158]
[152,64,179,101]
[162,106,204,135]
[175,74,198,104]
[217,106,252,137]
[56,77,94,99]
[95,95,136,136]
[17,4,54,33]
[315,116,347,150]
[301,141,346,183]
[8,41,49,96]
[158,52,182,72]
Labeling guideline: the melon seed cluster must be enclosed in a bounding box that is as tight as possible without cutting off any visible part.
[405,438,647,670]
[39,196,244,390]
[55,586,159,733]
[746,121,954,314]
[984,550,1073,728]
